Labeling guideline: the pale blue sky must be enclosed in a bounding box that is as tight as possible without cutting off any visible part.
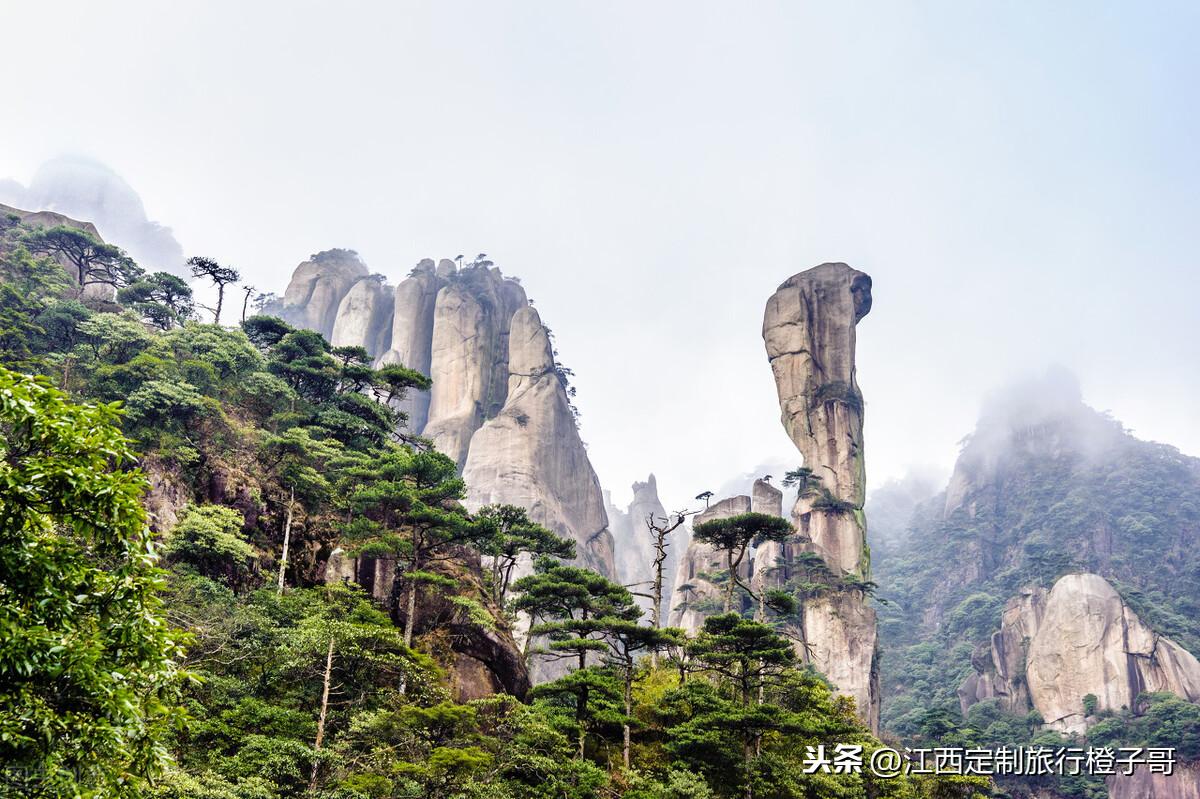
[2,1,1197,511]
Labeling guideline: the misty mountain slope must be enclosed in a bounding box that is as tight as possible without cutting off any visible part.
[874,370,1200,739]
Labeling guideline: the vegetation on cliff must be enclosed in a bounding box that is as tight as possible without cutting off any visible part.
[0,221,985,799]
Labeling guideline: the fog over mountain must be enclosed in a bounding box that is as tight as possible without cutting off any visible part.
[0,156,184,274]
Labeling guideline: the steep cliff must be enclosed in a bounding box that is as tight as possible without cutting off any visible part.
[280,249,370,340]
[960,573,1200,735]
[875,369,1200,743]
[461,306,614,578]
[278,255,616,584]
[761,262,880,729]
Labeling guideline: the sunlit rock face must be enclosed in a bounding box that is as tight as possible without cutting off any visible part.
[462,306,614,579]
[281,249,370,341]
[376,259,445,432]
[961,573,1200,736]
[761,262,880,730]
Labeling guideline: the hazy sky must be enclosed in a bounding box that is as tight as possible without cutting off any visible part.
[3,1,1197,512]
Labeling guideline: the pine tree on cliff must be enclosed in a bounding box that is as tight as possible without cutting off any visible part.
[513,558,639,758]
[188,255,240,325]
[692,512,794,613]
[339,449,480,651]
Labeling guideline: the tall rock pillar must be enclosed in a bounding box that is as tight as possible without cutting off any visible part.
[762,262,880,730]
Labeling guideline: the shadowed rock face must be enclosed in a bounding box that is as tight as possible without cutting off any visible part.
[762,262,880,730]
[961,573,1200,735]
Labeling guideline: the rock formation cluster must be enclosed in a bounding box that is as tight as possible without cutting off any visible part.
[280,254,616,580]
[960,572,1200,735]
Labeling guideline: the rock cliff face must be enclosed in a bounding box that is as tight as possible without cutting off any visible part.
[761,262,880,730]
[324,547,531,701]
[668,495,753,634]
[1107,762,1200,799]
[281,249,371,341]
[607,474,683,623]
[282,255,615,584]
[961,573,1200,734]
[461,306,614,578]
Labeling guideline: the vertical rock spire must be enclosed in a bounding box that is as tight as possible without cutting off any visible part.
[762,262,880,730]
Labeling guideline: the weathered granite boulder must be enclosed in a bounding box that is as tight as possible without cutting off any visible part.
[376,259,444,431]
[962,573,1200,735]
[668,495,753,634]
[462,306,614,579]
[762,262,880,730]
[281,249,369,340]
[330,275,392,354]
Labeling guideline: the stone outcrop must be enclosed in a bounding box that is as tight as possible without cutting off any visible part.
[281,249,370,341]
[1108,762,1200,799]
[461,306,614,578]
[961,573,1200,735]
[607,474,685,624]
[424,273,528,468]
[323,547,531,701]
[668,495,752,634]
[279,255,616,587]
[376,259,445,432]
[1,202,116,301]
[761,262,880,730]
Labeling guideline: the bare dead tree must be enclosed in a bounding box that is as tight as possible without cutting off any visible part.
[645,507,699,667]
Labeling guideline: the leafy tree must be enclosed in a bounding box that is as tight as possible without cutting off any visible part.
[188,256,240,325]
[0,367,186,797]
[241,314,295,351]
[23,225,143,297]
[165,505,257,590]
[475,504,575,607]
[601,619,684,768]
[692,513,794,613]
[119,272,195,329]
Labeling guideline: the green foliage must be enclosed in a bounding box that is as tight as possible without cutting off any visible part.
[0,367,186,797]
[165,505,257,590]
[693,512,793,614]
[119,272,195,329]
[23,224,143,295]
